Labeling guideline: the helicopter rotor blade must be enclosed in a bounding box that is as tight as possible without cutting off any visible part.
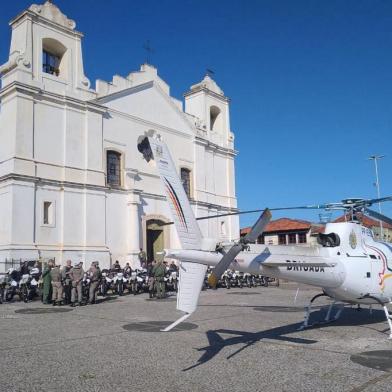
[193,204,329,222]
[208,209,272,288]
[366,196,392,206]
[364,208,392,226]
[157,195,392,227]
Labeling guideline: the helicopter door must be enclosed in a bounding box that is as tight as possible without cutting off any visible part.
[368,252,383,295]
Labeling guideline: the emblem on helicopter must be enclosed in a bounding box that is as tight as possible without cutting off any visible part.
[349,230,357,249]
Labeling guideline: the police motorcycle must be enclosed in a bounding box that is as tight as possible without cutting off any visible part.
[130,269,147,295]
[221,269,233,289]
[140,269,150,293]
[165,270,178,292]
[123,265,132,294]
[242,272,253,288]
[19,267,41,302]
[113,270,126,296]
[0,274,7,303]
[99,269,111,297]
[29,267,41,299]
[230,270,242,288]
[235,271,244,288]
[129,269,139,294]
[81,272,91,304]
[5,268,22,302]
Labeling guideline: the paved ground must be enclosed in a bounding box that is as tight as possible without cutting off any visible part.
[1,283,392,392]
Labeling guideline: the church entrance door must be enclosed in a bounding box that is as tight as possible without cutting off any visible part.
[146,220,164,262]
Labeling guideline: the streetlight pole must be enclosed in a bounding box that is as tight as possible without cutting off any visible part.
[368,155,385,239]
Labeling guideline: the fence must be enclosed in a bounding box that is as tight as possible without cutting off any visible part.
[0,258,55,273]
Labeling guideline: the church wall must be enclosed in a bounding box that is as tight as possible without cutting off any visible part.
[85,191,106,247]
[35,185,62,246]
[0,97,17,167]
[0,183,12,246]
[15,95,34,160]
[64,107,86,170]
[106,191,129,262]
[62,189,84,245]
[34,103,64,169]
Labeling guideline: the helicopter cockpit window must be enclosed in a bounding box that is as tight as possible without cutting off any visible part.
[317,233,340,247]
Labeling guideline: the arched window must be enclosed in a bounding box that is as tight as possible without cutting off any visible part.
[107,150,121,187]
[180,168,191,198]
[210,105,221,131]
[42,38,67,77]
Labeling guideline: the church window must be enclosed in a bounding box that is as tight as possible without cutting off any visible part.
[42,38,67,78]
[43,201,54,226]
[220,221,226,236]
[278,234,287,245]
[180,168,191,198]
[107,151,122,187]
[43,50,60,76]
[210,106,221,131]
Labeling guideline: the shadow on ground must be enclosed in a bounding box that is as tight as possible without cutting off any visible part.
[183,307,388,371]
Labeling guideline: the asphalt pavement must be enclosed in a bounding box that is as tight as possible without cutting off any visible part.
[1,283,392,392]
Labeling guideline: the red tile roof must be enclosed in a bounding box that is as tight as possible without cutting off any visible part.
[334,213,392,229]
[240,218,312,236]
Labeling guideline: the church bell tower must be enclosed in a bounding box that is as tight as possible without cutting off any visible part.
[184,74,233,148]
[0,0,92,98]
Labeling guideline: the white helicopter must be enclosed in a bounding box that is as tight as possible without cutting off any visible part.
[137,131,392,337]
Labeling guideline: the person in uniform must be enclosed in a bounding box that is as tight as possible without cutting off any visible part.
[112,260,121,272]
[147,261,155,298]
[124,262,132,276]
[138,248,147,268]
[61,260,73,305]
[42,260,54,304]
[88,261,101,305]
[168,261,178,273]
[70,261,84,306]
[152,260,166,299]
[50,263,63,306]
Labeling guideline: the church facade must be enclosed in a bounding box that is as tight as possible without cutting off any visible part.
[0,1,239,268]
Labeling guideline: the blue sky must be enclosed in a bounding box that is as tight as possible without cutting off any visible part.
[1,0,391,227]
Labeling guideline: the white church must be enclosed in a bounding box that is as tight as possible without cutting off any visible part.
[0,1,239,268]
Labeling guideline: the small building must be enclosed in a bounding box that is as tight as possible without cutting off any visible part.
[240,218,324,246]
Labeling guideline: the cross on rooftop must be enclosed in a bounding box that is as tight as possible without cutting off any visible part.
[143,40,155,65]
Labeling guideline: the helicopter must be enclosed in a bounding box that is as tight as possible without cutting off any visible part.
[137,131,392,337]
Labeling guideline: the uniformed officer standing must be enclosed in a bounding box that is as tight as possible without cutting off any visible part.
[152,260,166,299]
[147,261,155,298]
[61,260,73,305]
[50,264,63,306]
[138,248,147,268]
[70,261,84,307]
[42,260,53,304]
[88,261,101,305]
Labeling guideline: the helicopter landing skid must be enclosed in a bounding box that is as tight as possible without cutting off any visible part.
[298,293,344,331]
[361,294,392,339]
